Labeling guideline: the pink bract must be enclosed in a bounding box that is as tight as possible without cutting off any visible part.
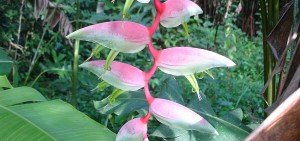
[116,118,148,141]
[66,21,150,53]
[149,98,218,135]
[160,0,203,27]
[157,47,236,76]
[79,60,145,91]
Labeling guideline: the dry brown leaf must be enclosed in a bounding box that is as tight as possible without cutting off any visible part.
[267,1,293,60]
[34,0,73,38]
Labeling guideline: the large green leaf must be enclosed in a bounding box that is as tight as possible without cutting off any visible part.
[0,75,13,89]
[188,93,216,116]
[159,76,185,104]
[0,87,47,106]
[0,87,116,141]
[221,108,243,125]
[0,48,13,75]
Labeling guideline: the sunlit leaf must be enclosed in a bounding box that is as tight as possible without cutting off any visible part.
[0,87,116,140]
[185,74,201,99]
[0,87,46,106]
[0,75,13,89]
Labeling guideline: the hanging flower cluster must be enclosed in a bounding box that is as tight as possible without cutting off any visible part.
[67,0,235,140]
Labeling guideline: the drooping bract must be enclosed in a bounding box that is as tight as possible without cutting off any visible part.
[67,21,150,53]
[150,98,218,134]
[80,60,145,91]
[160,0,203,27]
[157,47,236,76]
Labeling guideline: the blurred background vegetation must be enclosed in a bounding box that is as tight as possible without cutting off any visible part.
[0,0,267,137]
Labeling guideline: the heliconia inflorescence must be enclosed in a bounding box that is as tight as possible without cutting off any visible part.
[67,0,236,140]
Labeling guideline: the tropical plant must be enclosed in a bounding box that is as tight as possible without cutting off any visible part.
[65,0,249,140]
[0,0,271,140]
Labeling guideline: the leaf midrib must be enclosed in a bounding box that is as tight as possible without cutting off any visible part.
[192,108,250,134]
[0,104,57,141]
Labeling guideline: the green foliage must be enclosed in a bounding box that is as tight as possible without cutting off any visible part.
[0,87,46,106]
[0,0,265,140]
[0,87,116,141]
[0,48,13,75]
[0,76,13,89]
[161,16,265,124]
[94,76,252,140]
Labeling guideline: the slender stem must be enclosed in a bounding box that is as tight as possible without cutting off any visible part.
[140,112,151,123]
[15,0,26,60]
[70,0,81,107]
[144,83,154,104]
[145,60,158,81]
[261,0,274,105]
[71,40,80,106]
[30,68,69,87]
[123,0,134,18]
[140,0,164,106]
[24,25,48,85]
[148,13,161,36]
[104,50,119,70]
[154,0,164,13]
[147,42,160,60]
[75,0,81,30]
[24,2,60,85]
[260,0,279,106]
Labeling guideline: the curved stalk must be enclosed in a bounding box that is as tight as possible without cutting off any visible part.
[140,112,151,123]
[123,0,134,18]
[104,50,119,70]
[185,74,201,100]
[30,68,69,87]
[142,0,164,109]
[182,22,190,37]
[143,83,154,104]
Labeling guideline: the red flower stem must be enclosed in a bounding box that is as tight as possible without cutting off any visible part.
[144,81,154,104]
[154,0,164,13]
[148,13,161,36]
[140,112,151,123]
[147,41,160,61]
[143,0,163,120]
